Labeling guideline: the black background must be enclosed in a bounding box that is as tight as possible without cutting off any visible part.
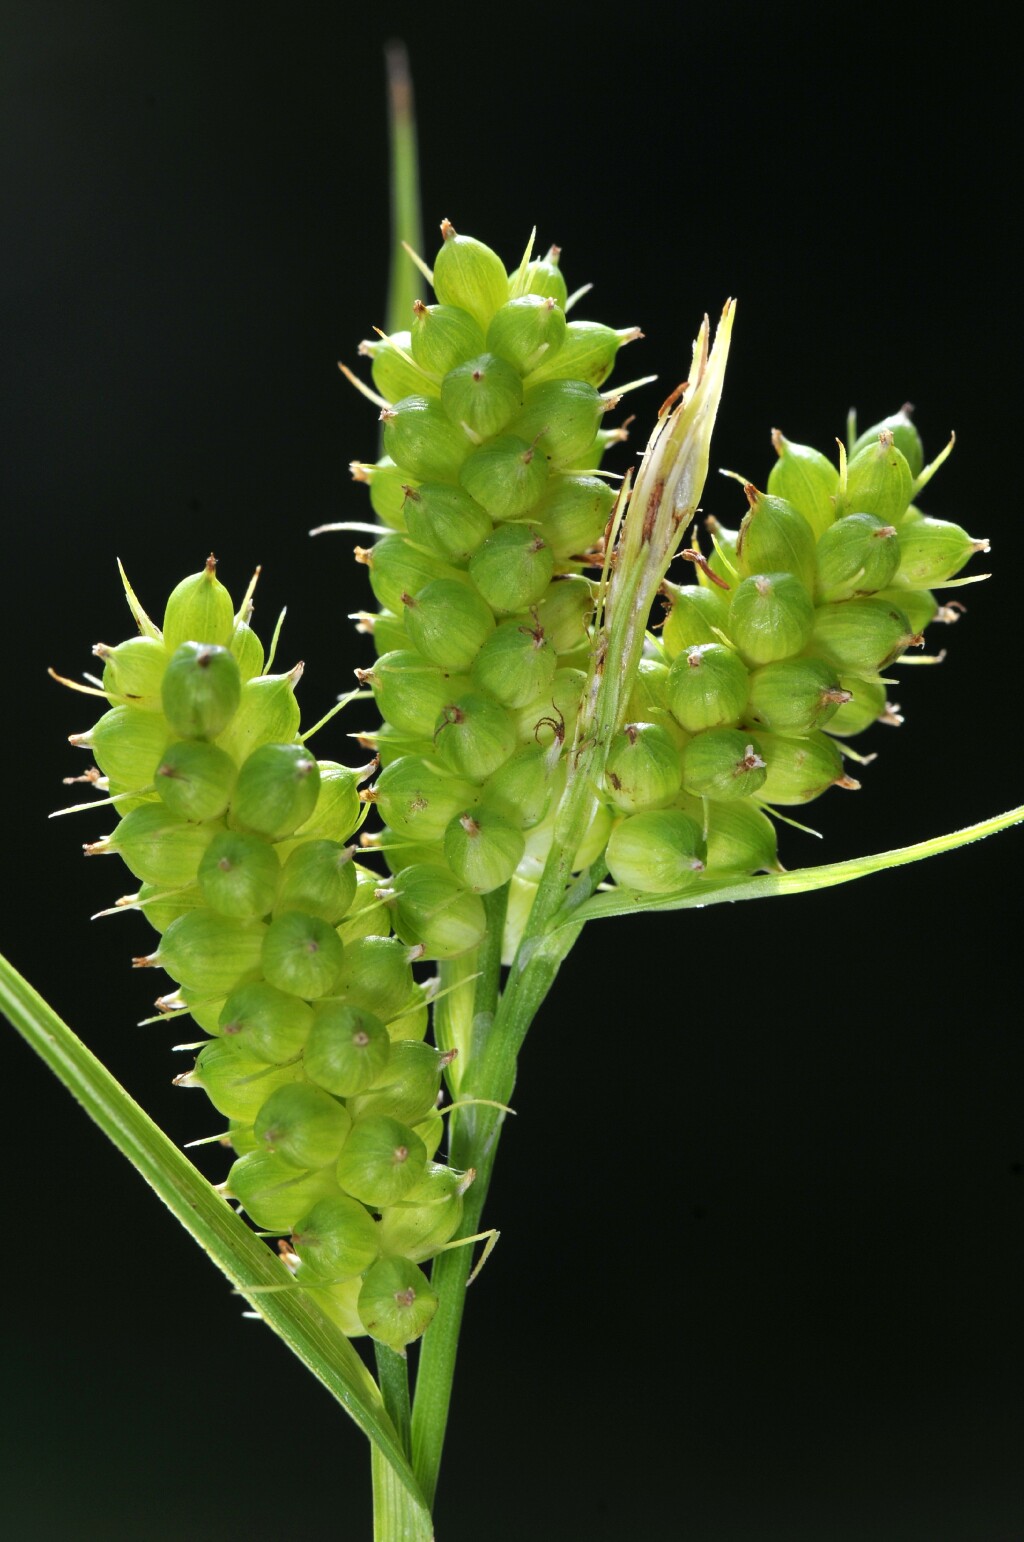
[2,4,1021,1539]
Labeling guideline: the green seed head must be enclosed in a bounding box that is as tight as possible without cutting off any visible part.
[336,1114,428,1207]
[534,474,615,561]
[513,666,587,748]
[440,352,523,440]
[728,573,815,665]
[665,643,749,733]
[274,840,357,925]
[605,809,707,893]
[231,743,321,839]
[215,980,311,1067]
[291,1194,381,1282]
[304,1002,391,1097]
[288,762,362,845]
[703,799,780,873]
[825,674,892,738]
[364,329,435,404]
[102,803,220,886]
[161,642,242,741]
[357,1255,438,1351]
[532,575,594,654]
[155,739,237,822]
[458,434,550,520]
[349,1041,446,1127]
[603,722,683,813]
[432,221,510,331]
[215,667,302,762]
[198,830,282,918]
[401,579,496,671]
[515,244,568,306]
[380,394,471,483]
[400,482,492,564]
[261,910,345,999]
[162,557,236,654]
[365,534,457,618]
[229,618,266,682]
[486,294,567,375]
[361,457,415,531]
[410,299,486,376]
[481,742,556,830]
[188,1038,303,1121]
[815,512,901,601]
[254,1082,352,1168]
[332,935,419,1021]
[468,524,554,613]
[376,1163,466,1262]
[390,864,487,958]
[681,729,767,801]
[83,706,173,789]
[512,378,604,467]
[358,651,458,739]
[525,319,637,388]
[444,806,526,893]
[745,658,851,734]
[735,485,817,592]
[766,429,839,539]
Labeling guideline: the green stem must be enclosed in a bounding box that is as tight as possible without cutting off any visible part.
[376,1342,413,1458]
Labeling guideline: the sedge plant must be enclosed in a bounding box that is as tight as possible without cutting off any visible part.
[3,51,1022,1542]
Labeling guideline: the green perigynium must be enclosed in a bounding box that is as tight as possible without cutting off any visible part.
[63,555,475,1351]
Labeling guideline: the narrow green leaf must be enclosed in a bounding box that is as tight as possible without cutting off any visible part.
[566,804,1024,923]
[0,949,431,1522]
[384,40,424,339]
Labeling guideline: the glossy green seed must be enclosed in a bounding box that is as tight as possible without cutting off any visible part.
[840,432,913,522]
[135,881,204,935]
[468,524,554,613]
[230,620,265,682]
[81,706,173,789]
[188,1039,302,1121]
[735,486,817,592]
[666,643,749,733]
[291,1194,381,1281]
[162,642,242,741]
[532,575,594,653]
[154,739,236,822]
[215,669,301,762]
[376,1164,466,1262]
[458,434,550,520]
[357,1255,438,1351]
[364,458,415,531]
[486,294,566,374]
[401,483,492,564]
[444,806,525,892]
[604,722,683,813]
[332,936,418,1021]
[703,800,779,873]
[729,573,815,665]
[872,585,938,636]
[433,224,509,331]
[288,762,362,846]
[227,1149,339,1233]
[815,513,901,600]
[534,474,615,561]
[605,809,706,893]
[811,597,917,673]
[681,729,767,800]
[757,731,851,804]
[262,911,345,999]
[374,755,480,842]
[410,299,486,376]
[440,352,523,439]
[365,533,455,616]
[431,693,515,777]
[516,245,569,307]
[381,395,470,483]
[154,910,267,996]
[273,840,357,925]
[514,666,587,748]
[197,830,281,917]
[365,329,437,403]
[391,865,487,958]
[305,1002,391,1097]
[336,1115,427,1207]
[98,634,169,709]
[746,658,851,734]
[254,1083,352,1168]
[525,320,635,388]
[231,743,320,839]
[660,581,731,657]
[825,675,891,737]
[850,406,923,479]
[219,979,315,1062]
[401,579,495,671]
[350,1041,445,1127]
[893,516,988,586]
[481,743,556,830]
[102,803,220,887]
[766,430,839,539]
[512,378,604,467]
[163,559,236,653]
[471,617,557,708]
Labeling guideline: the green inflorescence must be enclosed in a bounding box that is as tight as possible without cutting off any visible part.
[65,557,471,1353]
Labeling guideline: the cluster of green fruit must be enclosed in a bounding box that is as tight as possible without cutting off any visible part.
[67,561,469,1351]
[351,225,987,920]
